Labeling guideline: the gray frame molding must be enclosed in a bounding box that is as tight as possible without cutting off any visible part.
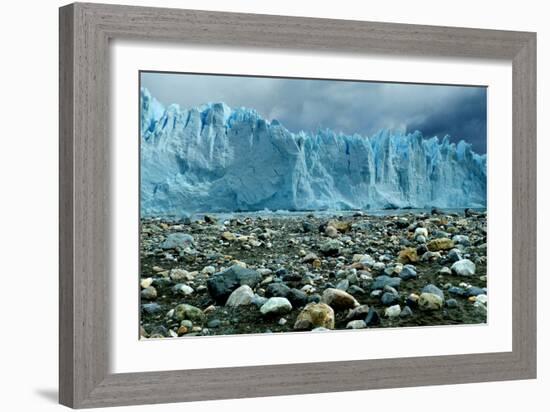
[59,2,536,408]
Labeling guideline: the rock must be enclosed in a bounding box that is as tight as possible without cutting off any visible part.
[160,233,194,249]
[319,239,341,256]
[302,252,319,263]
[346,320,367,329]
[466,286,486,297]
[141,303,161,314]
[419,293,444,310]
[416,235,427,243]
[416,244,429,256]
[421,284,444,300]
[421,251,441,261]
[400,306,413,317]
[448,286,467,297]
[207,319,221,328]
[414,227,428,238]
[452,235,470,246]
[381,292,399,306]
[451,259,476,276]
[225,285,255,307]
[406,293,420,308]
[427,238,455,251]
[371,275,401,290]
[397,247,418,263]
[260,297,292,316]
[174,304,205,323]
[173,284,194,296]
[385,305,401,318]
[221,231,236,241]
[439,267,452,275]
[251,295,268,307]
[204,214,217,224]
[475,294,488,304]
[365,308,380,326]
[324,225,339,238]
[345,304,370,321]
[328,220,352,233]
[177,325,189,336]
[336,279,350,291]
[265,282,291,298]
[170,268,193,282]
[294,303,335,330]
[140,286,157,300]
[399,265,417,280]
[207,264,262,304]
[321,288,360,310]
[302,221,315,233]
[202,265,216,275]
[446,298,458,308]
[140,277,153,289]
[287,288,308,308]
[447,249,463,263]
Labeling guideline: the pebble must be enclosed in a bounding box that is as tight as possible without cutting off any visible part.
[294,303,335,330]
[346,320,367,329]
[321,288,360,310]
[174,304,205,323]
[225,284,255,307]
[419,292,444,310]
[427,238,454,251]
[173,284,194,296]
[381,292,399,306]
[140,277,153,289]
[399,264,417,280]
[260,297,293,316]
[446,298,458,308]
[140,286,157,300]
[400,306,413,317]
[385,304,402,318]
[365,307,381,326]
[371,275,401,290]
[451,259,476,276]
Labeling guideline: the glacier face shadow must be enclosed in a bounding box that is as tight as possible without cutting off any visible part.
[140,88,487,217]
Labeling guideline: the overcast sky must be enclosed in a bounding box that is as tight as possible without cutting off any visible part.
[141,72,487,153]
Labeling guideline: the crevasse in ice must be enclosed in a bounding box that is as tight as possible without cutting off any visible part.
[140,87,487,216]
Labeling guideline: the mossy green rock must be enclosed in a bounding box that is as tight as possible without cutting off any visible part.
[174,304,205,323]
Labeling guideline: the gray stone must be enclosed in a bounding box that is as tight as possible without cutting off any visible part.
[140,286,157,300]
[400,306,413,317]
[451,259,476,276]
[207,264,262,304]
[260,297,293,316]
[381,292,399,306]
[399,264,417,280]
[346,320,367,329]
[371,275,401,290]
[225,284,255,307]
[319,239,341,256]
[160,233,195,250]
[421,284,444,300]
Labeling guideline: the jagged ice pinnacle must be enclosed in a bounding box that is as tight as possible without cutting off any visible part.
[140,87,487,216]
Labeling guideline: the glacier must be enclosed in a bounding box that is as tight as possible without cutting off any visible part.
[140,87,487,216]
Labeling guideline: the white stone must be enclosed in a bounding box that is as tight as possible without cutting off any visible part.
[260,297,293,316]
[225,285,255,307]
[451,259,476,276]
[385,305,402,318]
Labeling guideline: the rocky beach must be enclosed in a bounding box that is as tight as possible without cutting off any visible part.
[139,208,487,339]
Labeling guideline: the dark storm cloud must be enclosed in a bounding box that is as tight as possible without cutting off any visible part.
[141,72,487,154]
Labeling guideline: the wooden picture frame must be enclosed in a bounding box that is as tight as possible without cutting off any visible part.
[59,2,536,408]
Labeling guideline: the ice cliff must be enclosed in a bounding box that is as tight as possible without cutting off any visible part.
[140,87,487,216]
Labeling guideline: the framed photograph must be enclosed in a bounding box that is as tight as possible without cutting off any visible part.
[59,2,536,408]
